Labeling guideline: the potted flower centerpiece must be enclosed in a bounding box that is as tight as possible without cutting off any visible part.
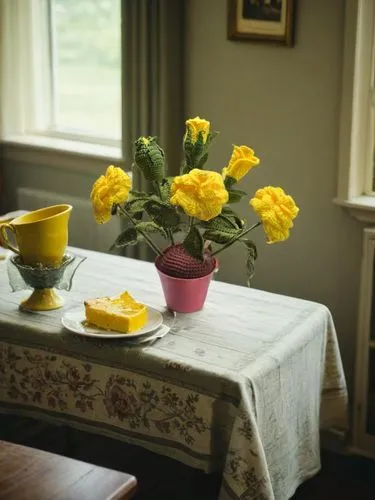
[90,117,299,313]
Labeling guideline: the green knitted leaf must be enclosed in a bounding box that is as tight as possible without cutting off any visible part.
[203,228,241,244]
[145,200,180,228]
[207,130,219,144]
[224,176,236,189]
[242,239,258,260]
[132,211,143,221]
[126,192,159,217]
[136,222,167,239]
[183,226,204,261]
[128,190,149,200]
[160,177,173,202]
[182,129,213,173]
[194,132,205,157]
[182,161,193,174]
[227,189,247,204]
[200,214,238,231]
[114,227,138,247]
[126,197,149,216]
[183,127,194,153]
[221,206,245,228]
[242,239,257,286]
[196,152,209,170]
[134,136,165,182]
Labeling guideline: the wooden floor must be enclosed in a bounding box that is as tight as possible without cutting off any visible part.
[1,415,374,499]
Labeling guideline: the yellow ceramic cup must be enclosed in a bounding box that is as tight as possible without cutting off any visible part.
[0,204,72,268]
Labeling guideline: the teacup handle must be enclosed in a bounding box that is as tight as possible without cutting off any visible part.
[0,223,20,254]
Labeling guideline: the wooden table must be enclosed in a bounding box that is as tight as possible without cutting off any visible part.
[0,440,137,500]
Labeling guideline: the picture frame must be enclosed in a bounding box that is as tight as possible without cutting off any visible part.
[227,0,295,46]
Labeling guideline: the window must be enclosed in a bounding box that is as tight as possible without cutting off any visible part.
[335,0,375,221]
[357,0,375,195]
[49,0,121,142]
[0,0,122,151]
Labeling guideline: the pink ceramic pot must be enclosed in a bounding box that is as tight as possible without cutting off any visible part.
[155,258,217,313]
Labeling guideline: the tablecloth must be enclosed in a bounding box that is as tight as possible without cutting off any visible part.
[0,248,348,500]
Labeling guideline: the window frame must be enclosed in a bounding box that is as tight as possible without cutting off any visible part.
[0,0,122,158]
[335,0,375,223]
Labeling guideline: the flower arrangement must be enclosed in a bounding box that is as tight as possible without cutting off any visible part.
[90,117,299,287]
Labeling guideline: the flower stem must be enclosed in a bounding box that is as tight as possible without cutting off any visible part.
[154,181,174,246]
[117,205,163,257]
[153,181,162,199]
[211,221,261,257]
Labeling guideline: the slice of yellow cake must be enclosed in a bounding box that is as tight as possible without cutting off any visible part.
[84,291,147,333]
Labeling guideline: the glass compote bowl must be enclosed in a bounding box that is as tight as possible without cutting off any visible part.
[9,253,84,311]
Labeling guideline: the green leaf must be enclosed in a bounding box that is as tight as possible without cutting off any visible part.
[207,130,219,144]
[134,136,165,181]
[125,197,149,216]
[196,152,209,170]
[128,190,149,200]
[221,206,245,228]
[227,189,247,204]
[200,214,238,231]
[242,240,257,286]
[242,239,258,260]
[183,226,204,261]
[182,161,193,174]
[224,176,236,189]
[132,211,143,221]
[203,228,241,244]
[183,129,215,173]
[114,227,138,247]
[145,200,180,228]
[136,221,167,239]
[160,177,173,202]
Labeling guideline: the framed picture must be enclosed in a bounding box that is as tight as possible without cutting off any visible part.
[227,0,295,46]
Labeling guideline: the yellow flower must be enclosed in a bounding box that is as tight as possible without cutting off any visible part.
[91,165,131,224]
[185,116,210,144]
[222,145,260,182]
[250,186,299,243]
[170,169,228,221]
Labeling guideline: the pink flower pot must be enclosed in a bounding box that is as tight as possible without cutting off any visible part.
[155,258,218,313]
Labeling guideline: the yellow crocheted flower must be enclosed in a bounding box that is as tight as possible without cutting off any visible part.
[170,169,228,221]
[222,145,260,182]
[91,165,131,224]
[185,117,210,144]
[250,186,299,243]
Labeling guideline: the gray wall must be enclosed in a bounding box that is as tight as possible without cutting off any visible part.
[185,0,363,394]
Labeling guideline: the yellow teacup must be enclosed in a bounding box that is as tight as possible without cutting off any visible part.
[0,204,72,268]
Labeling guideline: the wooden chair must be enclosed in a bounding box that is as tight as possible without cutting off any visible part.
[0,440,137,499]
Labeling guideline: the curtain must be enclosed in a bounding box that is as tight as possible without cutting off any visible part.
[122,0,185,261]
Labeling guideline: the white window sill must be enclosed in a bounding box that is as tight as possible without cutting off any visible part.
[334,196,375,223]
[1,134,124,174]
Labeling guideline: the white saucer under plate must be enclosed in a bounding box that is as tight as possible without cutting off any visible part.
[61,306,163,340]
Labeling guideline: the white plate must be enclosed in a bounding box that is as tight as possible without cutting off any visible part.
[61,306,163,339]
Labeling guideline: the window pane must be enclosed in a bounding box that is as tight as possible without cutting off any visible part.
[50,0,121,140]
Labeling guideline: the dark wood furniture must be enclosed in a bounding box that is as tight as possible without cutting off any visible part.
[0,440,137,500]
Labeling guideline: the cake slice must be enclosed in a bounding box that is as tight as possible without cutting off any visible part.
[84,291,147,333]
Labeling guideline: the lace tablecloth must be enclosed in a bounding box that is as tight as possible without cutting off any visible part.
[0,248,348,499]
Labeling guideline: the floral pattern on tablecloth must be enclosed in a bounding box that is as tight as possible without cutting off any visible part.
[0,343,208,446]
[0,341,272,499]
